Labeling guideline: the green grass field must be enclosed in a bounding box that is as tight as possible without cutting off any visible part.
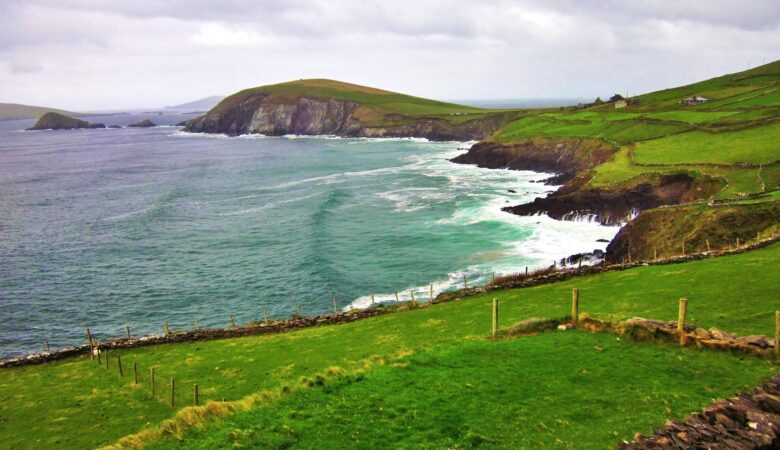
[147,332,773,450]
[3,242,780,448]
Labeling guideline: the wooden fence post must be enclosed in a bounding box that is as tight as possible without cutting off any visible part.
[194,384,199,406]
[525,266,528,277]
[264,310,269,325]
[681,241,685,256]
[150,368,155,397]
[296,305,301,318]
[134,362,138,385]
[410,290,416,305]
[492,298,499,338]
[97,348,101,365]
[677,298,688,346]
[117,355,123,377]
[775,311,780,363]
[44,338,50,353]
[572,288,580,323]
[395,292,400,303]
[170,378,175,408]
[429,284,434,304]
[463,275,468,289]
[86,328,94,359]
[332,298,338,314]
[194,318,200,331]
[706,240,710,252]
[125,325,131,339]
[105,349,109,370]
[371,294,375,305]
[628,250,632,264]
[163,322,170,336]
[492,272,496,284]
[230,314,236,328]
[737,237,741,247]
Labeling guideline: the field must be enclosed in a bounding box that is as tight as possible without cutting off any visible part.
[149,332,772,450]
[3,241,780,448]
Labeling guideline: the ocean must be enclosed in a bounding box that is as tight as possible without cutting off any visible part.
[0,113,619,357]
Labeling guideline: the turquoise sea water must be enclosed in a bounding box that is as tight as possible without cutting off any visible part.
[0,117,618,356]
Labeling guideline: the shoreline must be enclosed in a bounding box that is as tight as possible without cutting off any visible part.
[5,234,778,368]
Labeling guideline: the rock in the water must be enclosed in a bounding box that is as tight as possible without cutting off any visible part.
[127,119,157,128]
[26,112,105,130]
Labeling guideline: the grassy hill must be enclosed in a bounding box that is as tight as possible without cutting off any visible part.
[0,102,82,120]
[2,241,780,448]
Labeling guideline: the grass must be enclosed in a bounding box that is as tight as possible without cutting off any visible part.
[144,331,774,450]
[633,122,780,166]
[3,242,780,448]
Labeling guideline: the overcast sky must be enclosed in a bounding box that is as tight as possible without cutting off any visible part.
[1,0,779,111]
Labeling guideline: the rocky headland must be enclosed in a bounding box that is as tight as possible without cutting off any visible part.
[182,79,519,141]
[27,112,105,130]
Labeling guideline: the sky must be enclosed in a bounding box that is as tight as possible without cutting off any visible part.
[1,0,779,111]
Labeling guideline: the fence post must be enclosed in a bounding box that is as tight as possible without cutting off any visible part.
[677,298,688,346]
[737,237,740,247]
[230,314,236,328]
[410,290,416,305]
[264,310,269,325]
[163,322,170,336]
[654,248,657,260]
[44,338,50,353]
[296,305,301,318]
[170,378,175,408]
[628,250,632,264]
[775,311,780,363]
[394,292,400,303]
[706,240,710,252]
[134,362,138,385]
[125,325,131,339]
[332,298,338,314]
[194,383,199,406]
[194,318,200,331]
[117,356,123,377]
[571,288,580,323]
[86,328,94,359]
[492,298,499,338]
[429,284,434,304]
[105,349,109,370]
[681,241,685,256]
[371,294,375,305]
[463,275,468,289]
[492,272,496,284]
[97,347,102,365]
[525,266,528,277]
[150,368,155,397]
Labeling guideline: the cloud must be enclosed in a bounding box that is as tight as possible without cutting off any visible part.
[0,0,778,110]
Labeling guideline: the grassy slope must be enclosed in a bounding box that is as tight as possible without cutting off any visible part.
[493,60,780,205]
[3,242,780,448]
[0,102,81,120]
[211,79,515,126]
[148,332,773,450]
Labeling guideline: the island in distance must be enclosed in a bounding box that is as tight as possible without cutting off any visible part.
[26,112,105,130]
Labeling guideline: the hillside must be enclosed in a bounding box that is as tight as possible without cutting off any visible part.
[0,102,82,120]
[454,59,780,262]
[184,79,522,140]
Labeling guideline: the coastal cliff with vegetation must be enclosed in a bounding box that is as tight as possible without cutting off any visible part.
[452,60,780,261]
[183,79,520,140]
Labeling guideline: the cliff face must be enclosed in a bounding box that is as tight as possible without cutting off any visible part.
[452,140,722,226]
[27,112,105,131]
[184,95,515,141]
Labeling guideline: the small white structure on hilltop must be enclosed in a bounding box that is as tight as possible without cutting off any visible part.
[681,96,709,106]
[614,100,628,109]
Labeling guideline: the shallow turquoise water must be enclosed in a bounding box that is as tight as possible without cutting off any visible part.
[0,121,618,356]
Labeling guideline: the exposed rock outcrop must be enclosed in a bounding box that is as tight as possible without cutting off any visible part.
[184,95,517,141]
[127,119,157,128]
[619,375,780,449]
[27,112,105,130]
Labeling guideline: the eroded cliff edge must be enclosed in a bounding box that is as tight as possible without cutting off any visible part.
[184,94,518,141]
[451,139,725,260]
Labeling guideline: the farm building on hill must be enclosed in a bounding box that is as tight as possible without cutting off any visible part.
[681,95,709,105]
[614,100,628,109]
